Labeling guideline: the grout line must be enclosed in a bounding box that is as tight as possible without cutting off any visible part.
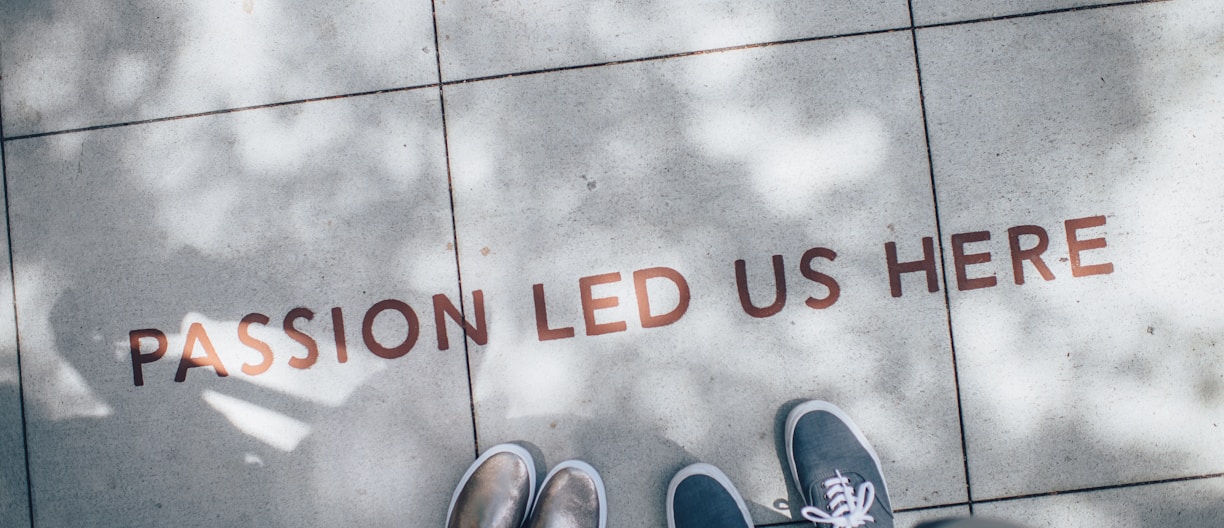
[0,73,37,528]
[1,0,1166,143]
[912,0,1167,30]
[441,0,1167,86]
[1,84,438,142]
[430,0,481,460]
[907,0,974,515]
[438,26,912,86]
[893,502,973,514]
[971,472,1224,505]
[755,472,1224,526]
[0,25,903,143]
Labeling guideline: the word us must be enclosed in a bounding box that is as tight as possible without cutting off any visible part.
[128,215,1112,387]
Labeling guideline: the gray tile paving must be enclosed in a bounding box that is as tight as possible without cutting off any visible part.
[918,0,1224,500]
[911,0,1129,25]
[4,90,473,527]
[434,0,911,81]
[0,0,1218,526]
[975,477,1224,526]
[0,0,439,137]
[0,157,30,528]
[893,506,973,527]
[446,30,965,527]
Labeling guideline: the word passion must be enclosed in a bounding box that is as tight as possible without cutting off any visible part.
[128,215,1112,386]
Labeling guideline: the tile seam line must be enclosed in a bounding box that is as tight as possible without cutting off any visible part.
[908,0,973,515]
[754,472,1224,526]
[0,26,898,141]
[912,0,1168,30]
[437,25,912,85]
[972,472,1224,505]
[1,83,439,141]
[430,0,480,460]
[0,68,37,528]
[389,0,1168,87]
[0,0,1168,141]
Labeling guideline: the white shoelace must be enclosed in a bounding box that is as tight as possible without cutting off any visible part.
[800,470,876,528]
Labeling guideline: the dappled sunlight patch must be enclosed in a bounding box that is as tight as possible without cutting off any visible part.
[688,105,889,217]
[232,106,344,173]
[106,53,155,109]
[956,299,1067,441]
[585,0,781,60]
[1083,330,1224,453]
[156,182,242,253]
[750,111,888,216]
[402,245,462,295]
[202,389,311,452]
[501,351,588,420]
[1114,102,1224,331]
[633,369,712,450]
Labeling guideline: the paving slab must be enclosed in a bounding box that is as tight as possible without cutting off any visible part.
[434,0,911,81]
[975,477,1224,527]
[911,0,1130,26]
[446,31,965,527]
[0,156,31,528]
[895,506,974,528]
[0,0,439,137]
[4,90,473,527]
[917,0,1224,500]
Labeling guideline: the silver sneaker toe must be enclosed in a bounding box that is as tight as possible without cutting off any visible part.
[527,460,606,528]
[447,444,537,528]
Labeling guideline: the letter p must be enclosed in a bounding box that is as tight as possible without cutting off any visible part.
[129,329,168,387]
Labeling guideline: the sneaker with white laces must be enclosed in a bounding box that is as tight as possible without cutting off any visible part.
[446,443,537,528]
[667,463,753,528]
[786,401,893,528]
[526,460,606,528]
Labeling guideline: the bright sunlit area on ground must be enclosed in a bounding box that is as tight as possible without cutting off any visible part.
[0,0,1221,526]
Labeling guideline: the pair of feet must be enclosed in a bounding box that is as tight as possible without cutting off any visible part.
[445,400,889,528]
[445,444,606,528]
[668,400,892,528]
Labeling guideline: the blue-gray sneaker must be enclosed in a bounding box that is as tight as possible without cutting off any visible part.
[786,401,893,527]
[667,463,753,528]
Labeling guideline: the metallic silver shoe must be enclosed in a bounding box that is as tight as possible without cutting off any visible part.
[526,460,606,528]
[446,444,537,528]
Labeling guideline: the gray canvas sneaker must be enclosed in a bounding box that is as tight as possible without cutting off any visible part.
[526,460,606,528]
[666,463,753,528]
[786,401,893,528]
[446,444,537,528]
